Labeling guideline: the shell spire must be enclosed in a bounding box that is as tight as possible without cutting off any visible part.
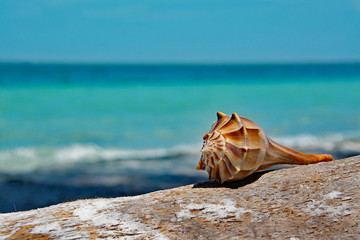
[196,112,333,183]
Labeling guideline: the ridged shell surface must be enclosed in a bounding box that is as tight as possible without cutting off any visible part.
[196,112,333,183]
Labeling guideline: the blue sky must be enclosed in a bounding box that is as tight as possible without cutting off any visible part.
[1,0,360,63]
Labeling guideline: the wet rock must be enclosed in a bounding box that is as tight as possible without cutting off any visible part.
[0,155,359,239]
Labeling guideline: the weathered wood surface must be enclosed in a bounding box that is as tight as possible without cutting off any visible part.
[0,156,359,240]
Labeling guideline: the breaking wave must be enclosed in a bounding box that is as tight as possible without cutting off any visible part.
[0,132,359,175]
[275,132,360,154]
[0,144,201,174]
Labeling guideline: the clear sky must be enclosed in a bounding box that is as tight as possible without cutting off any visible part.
[1,0,360,63]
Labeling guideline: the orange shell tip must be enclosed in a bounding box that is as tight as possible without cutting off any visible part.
[203,133,210,140]
[216,112,227,119]
[231,112,241,122]
[196,160,204,170]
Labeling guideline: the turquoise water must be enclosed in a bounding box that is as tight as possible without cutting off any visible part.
[1,63,360,212]
[2,77,359,148]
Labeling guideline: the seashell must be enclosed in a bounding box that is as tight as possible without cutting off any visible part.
[196,112,333,183]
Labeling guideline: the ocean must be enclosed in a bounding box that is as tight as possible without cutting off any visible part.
[1,62,360,213]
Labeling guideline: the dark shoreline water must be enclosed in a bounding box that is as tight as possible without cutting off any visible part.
[0,171,205,213]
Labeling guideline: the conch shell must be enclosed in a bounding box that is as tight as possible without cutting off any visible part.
[196,112,333,183]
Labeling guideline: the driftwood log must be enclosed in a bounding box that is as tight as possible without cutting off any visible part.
[0,156,359,239]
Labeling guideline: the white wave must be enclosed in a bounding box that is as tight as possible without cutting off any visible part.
[274,133,360,153]
[52,143,200,163]
[0,132,359,175]
[0,144,202,174]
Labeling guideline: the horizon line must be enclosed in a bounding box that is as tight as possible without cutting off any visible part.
[1,59,360,66]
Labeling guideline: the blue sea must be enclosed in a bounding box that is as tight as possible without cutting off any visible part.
[1,62,360,213]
